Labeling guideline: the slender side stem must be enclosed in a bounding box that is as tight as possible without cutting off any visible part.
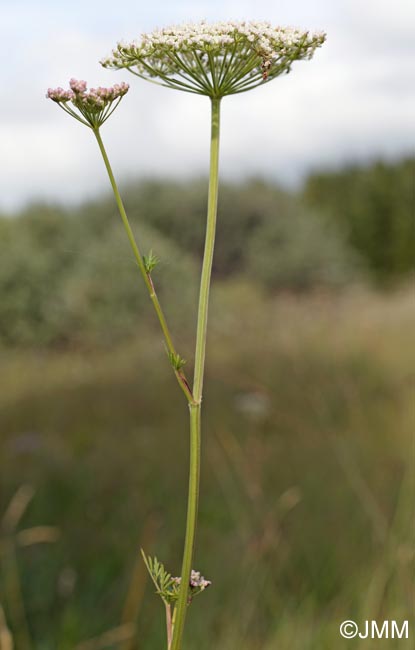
[171,97,221,650]
[165,602,173,649]
[93,129,194,405]
[2,538,32,650]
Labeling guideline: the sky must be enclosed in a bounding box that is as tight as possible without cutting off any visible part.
[1,0,414,211]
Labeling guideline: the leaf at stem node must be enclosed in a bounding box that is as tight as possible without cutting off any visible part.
[143,250,159,273]
[141,550,212,606]
[168,351,187,371]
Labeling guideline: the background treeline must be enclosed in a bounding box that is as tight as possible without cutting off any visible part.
[0,157,412,347]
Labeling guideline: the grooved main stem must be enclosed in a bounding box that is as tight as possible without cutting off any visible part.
[171,97,221,650]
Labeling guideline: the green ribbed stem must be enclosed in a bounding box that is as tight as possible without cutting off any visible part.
[171,97,221,650]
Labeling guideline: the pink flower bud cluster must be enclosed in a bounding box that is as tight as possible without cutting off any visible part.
[69,78,87,93]
[47,79,129,106]
[46,79,129,128]
[46,87,75,102]
[81,82,129,108]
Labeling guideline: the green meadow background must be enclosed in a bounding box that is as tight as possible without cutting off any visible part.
[0,158,413,649]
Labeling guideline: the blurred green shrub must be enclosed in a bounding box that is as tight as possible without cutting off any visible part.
[304,158,414,282]
[245,203,358,290]
[122,178,358,286]
[59,220,198,346]
[0,206,73,345]
[0,158,410,347]
[0,205,197,346]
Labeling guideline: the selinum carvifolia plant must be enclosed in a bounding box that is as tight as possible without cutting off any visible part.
[47,20,326,650]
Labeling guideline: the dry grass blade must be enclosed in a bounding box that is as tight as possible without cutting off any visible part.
[2,486,35,534]
[0,605,13,650]
[120,515,160,650]
[74,624,135,650]
[330,435,388,544]
[16,527,61,547]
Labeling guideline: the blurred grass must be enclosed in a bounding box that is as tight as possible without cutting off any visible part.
[0,283,413,648]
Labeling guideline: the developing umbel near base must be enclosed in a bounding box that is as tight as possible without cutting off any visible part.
[47,19,326,650]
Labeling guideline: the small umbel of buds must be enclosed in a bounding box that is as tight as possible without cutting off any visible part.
[172,570,212,598]
[46,78,129,129]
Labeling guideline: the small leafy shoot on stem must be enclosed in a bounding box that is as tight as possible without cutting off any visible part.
[143,250,160,274]
[168,351,187,372]
[141,550,212,606]
[141,550,179,606]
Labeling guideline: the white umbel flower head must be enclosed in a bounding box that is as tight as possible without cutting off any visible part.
[101,20,326,98]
